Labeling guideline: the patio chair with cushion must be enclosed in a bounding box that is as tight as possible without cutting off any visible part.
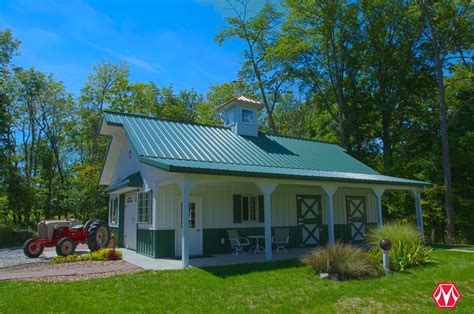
[227,230,251,256]
[272,228,290,253]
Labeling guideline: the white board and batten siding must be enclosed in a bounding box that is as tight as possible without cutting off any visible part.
[109,135,168,230]
[155,183,377,230]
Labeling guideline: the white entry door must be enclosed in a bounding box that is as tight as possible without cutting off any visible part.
[124,193,137,250]
[177,197,203,256]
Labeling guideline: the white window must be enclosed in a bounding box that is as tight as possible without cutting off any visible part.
[241,108,254,123]
[242,195,257,222]
[138,190,152,224]
[109,196,119,226]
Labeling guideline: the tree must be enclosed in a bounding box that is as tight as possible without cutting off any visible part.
[216,0,288,133]
[281,0,366,150]
[79,62,130,162]
[0,30,19,179]
[417,0,472,242]
[11,68,74,220]
[361,0,433,171]
[0,29,20,222]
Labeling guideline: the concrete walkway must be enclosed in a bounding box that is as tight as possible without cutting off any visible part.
[121,249,182,270]
[120,247,313,270]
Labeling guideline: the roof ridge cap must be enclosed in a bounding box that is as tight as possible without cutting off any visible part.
[103,110,228,129]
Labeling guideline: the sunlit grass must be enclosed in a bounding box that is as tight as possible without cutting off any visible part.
[0,250,473,312]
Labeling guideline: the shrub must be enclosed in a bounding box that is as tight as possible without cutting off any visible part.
[301,241,380,280]
[0,226,33,248]
[366,222,433,271]
[52,255,67,264]
[51,249,122,264]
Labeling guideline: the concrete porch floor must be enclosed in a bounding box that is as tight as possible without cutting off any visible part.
[120,247,314,270]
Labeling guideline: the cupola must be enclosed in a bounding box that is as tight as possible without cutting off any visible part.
[217,96,264,137]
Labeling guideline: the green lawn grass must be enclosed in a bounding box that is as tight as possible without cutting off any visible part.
[0,250,473,313]
[431,243,474,251]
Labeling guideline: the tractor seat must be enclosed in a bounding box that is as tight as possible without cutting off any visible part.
[71,224,84,231]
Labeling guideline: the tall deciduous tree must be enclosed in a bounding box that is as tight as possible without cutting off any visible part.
[216,0,288,133]
[79,62,129,162]
[0,30,19,181]
[281,0,366,150]
[362,0,432,171]
[417,0,472,242]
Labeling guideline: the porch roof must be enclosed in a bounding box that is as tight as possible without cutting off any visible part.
[101,111,430,188]
[104,171,143,193]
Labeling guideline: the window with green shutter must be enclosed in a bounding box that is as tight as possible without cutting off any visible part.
[138,190,152,224]
[258,195,264,223]
[233,195,242,223]
[233,194,261,223]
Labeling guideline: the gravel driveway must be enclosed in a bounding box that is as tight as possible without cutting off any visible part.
[0,247,46,268]
[0,260,142,281]
[0,245,143,281]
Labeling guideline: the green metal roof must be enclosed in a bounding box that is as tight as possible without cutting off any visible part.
[104,171,143,193]
[102,111,429,187]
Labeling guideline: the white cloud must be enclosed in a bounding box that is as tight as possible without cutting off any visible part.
[79,39,161,73]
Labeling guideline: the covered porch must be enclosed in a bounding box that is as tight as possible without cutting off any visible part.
[156,174,425,268]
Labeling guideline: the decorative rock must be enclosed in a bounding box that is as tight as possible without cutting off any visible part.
[320,272,330,280]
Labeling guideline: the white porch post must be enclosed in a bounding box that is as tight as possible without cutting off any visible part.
[322,185,338,245]
[178,179,196,269]
[372,188,385,226]
[256,183,278,261]
[410,189,425,240]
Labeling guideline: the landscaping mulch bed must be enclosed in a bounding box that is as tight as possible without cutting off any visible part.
[0,260,143,282]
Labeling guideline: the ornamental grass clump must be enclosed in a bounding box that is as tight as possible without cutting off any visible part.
[301,241,380,280]
[366,222,433,271]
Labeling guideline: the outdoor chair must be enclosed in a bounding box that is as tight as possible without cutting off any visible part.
[227,230,250,256]
[272,228,289,253]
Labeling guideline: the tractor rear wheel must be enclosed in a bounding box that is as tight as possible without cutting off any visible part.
[87,220,110,251]
[56,237,76,256]
[23,238,44,258]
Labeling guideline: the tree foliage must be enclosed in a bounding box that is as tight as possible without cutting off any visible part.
[0,0,472,245]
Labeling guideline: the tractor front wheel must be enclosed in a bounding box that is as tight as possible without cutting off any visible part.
[56,237,76,256]
[87,220,110,251]
[23,238,44,258]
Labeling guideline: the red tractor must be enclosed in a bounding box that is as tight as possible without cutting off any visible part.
[23,218,111,258]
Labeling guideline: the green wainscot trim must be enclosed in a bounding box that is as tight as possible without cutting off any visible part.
[203,224,372,254]
[333,223,376,243]
[137,229,175,258]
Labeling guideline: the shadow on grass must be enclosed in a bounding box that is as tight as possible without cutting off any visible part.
[200,258,303,278]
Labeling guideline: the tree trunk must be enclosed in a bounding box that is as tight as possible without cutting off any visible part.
[435,55,455,243]
[382,107,392,170]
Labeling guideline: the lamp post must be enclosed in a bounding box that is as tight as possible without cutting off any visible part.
[379,239,392,274]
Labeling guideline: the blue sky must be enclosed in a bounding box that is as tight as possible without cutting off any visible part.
[0,0,262,96]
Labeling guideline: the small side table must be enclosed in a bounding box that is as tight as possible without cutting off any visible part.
[248,235,265,255]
